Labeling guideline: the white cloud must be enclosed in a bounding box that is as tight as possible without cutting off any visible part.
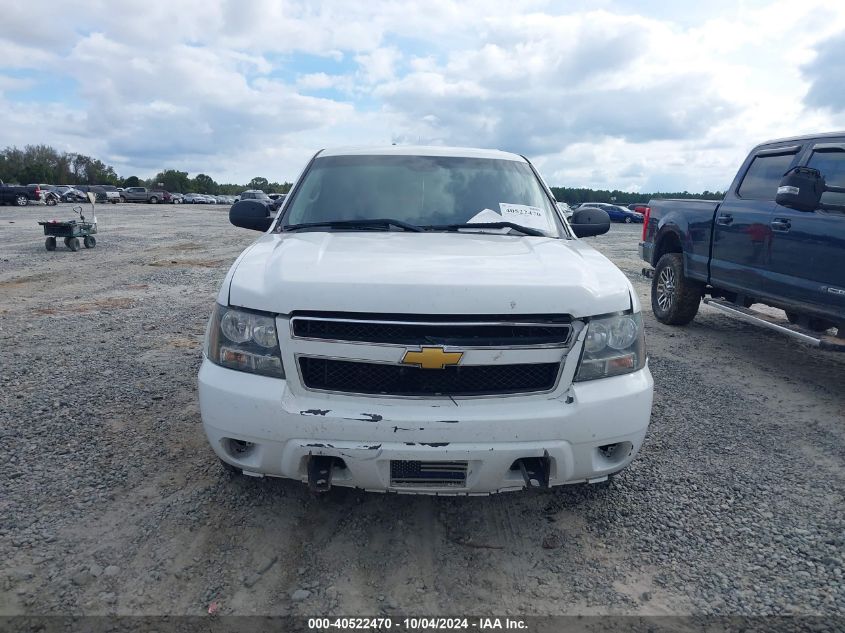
[1,0,845,190]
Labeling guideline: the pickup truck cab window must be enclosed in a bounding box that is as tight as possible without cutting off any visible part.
[281,154,565,237]
[737,152,797,200]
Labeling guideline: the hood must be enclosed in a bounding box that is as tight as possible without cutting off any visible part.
[226,232,633,318]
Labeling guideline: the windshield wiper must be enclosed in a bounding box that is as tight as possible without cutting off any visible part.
[424,222,545,237]
[283,219,424,232]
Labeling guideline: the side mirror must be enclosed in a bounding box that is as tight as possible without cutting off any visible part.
[230,200,273,231]
[570,207,610,238]
[776,167,824,212]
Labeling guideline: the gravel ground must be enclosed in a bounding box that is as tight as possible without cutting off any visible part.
[1,202,843,617]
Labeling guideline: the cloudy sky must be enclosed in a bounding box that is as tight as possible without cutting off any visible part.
[2,0,845,192]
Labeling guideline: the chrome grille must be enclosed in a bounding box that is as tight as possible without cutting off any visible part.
[291,315,571,347]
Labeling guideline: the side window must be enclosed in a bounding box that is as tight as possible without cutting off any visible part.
[737,152,796,200]
[808,149,845,207]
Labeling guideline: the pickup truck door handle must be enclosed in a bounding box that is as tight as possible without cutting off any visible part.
[770,218,791,232]
[715,214,733,226]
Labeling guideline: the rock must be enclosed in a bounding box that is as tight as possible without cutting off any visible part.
[244,573,261,588]
[102,565,120,577]
[291,589,311,602]
[89,564,103,578]
[257,556,278,574]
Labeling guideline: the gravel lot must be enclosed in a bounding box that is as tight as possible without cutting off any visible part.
[1,202,843,618]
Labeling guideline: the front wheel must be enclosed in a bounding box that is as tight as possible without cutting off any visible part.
[624,216,632,224]
[67,237,80,252]
[651,253,703,325]
[149,196,158,204]
[45,237,56,251]
[119,196,126,203]
[83,235,96,249]
[15,194,28,206]
[46,196,57,206]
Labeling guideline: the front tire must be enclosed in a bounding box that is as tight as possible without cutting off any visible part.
[45,237,56,251]
[46,196,57,206]
[149,196,158,204]
[119,196,126,203]
[83,235,96,249]
[15,194,28,206]
[651,253,703,325]
[624,216,632,224]
[68,237,80,252]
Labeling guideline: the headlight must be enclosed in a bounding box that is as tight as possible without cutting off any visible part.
[205,304,284,378]
[575,312,645,382]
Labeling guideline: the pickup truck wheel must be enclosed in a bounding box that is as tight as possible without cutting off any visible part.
[15,194,28,206]
[45,237,56,251]
[149,196,158,204]
[46,196,57,206]
[119,196,126,203]
[651,253,703,325]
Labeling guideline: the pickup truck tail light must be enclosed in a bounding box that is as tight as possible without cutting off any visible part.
[641,206,651,241]
[34,186,41,201]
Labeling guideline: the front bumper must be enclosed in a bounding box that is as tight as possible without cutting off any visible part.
[198,360,653,494]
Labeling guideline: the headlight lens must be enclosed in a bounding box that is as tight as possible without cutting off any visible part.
[575,312,645,382]
[205,304,284,378]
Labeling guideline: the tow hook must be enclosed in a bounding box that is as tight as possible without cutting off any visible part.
[642,267,655,279]
[518,452,551,489]
[307,455,337,493]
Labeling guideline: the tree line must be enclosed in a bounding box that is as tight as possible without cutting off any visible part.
[551,187,724,205]
[1,144,725,201]
[0,145,291,195]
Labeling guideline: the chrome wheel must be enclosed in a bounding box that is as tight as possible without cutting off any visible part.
[656,266,676,312]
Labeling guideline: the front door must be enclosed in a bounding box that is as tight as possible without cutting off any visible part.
[710,146,800,297]
[766,142,845,320]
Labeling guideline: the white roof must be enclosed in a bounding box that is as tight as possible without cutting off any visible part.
[317,145,527,161]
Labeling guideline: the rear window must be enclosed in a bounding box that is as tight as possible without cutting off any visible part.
[737,152,796,200]
[808,149,845,207]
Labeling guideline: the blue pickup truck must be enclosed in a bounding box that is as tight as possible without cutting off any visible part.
[640,131,845,347]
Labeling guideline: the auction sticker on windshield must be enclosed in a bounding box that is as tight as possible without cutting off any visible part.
[499,203,550,231]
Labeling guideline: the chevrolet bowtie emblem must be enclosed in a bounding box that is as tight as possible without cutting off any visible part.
[401,346,463,370]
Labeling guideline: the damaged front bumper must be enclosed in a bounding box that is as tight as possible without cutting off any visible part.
[198,359,653,495]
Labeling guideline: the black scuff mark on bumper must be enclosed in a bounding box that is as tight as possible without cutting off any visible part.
[301,409,330,416]
[437,420,459,424]
[358,413,383,422]
[393,426,425,433]
[305,443,334,448]
[420,442,449,448]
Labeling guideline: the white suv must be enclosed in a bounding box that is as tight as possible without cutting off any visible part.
[198,146,653,494]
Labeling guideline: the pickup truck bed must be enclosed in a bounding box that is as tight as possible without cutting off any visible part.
[0,181,42,206]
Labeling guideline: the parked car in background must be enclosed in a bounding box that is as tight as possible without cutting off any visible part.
[581,203,643,223]
[201,194,217,204]
[51,185,86,203]
[640,131,845,346]
[120,187,171,203]
[75,184,120,203]
[556,201,573,220]
[627,203,650,214]
[181,193,202,204]
[170,193,183,204]
[1,181,42,206]
[268,193,286,201]
[238,190,271,202]
[216,195,235,204]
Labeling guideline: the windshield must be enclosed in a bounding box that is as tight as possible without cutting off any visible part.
[281,154,563,236]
